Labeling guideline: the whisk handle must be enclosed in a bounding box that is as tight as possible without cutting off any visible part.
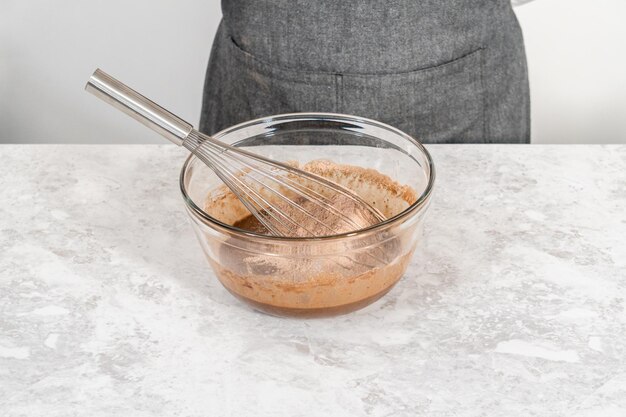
[85,69,192,145]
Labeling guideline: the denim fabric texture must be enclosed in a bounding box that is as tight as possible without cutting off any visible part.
[200,0,530,143]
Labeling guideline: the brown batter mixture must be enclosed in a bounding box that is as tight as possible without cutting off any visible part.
[232,191,382,236]
[203,160,418,317]
[232,193,382,236]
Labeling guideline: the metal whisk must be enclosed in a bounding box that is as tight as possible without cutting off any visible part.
[85,69,385,237]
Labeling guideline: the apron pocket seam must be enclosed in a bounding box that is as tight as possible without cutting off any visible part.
[228,35,483,81]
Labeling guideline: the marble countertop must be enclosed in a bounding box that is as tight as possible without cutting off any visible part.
[1,144,625,416]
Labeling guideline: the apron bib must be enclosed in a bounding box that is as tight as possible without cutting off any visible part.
[200,0,529,144]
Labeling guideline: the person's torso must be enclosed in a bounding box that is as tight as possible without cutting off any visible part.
[221,0,514,74]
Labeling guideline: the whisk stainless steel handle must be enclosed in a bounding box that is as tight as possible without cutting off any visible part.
[85,68,386,242]
[85,69,192,145]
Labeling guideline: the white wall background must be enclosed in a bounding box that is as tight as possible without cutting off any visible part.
[0,0,219,144]
[1,0,625,144]
[515,0,626,144]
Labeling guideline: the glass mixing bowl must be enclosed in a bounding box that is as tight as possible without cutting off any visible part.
[180,113,434,317]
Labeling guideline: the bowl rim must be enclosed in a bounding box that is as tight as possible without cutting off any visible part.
[179,112,435,242]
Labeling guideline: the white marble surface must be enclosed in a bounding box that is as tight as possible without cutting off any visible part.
[1,144,625,416]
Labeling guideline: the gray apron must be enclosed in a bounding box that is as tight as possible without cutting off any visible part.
[200,0,530,144]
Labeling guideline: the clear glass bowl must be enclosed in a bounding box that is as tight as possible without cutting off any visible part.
[180,113,435,317]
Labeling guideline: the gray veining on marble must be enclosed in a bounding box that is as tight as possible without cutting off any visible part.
[1,144,625,417]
